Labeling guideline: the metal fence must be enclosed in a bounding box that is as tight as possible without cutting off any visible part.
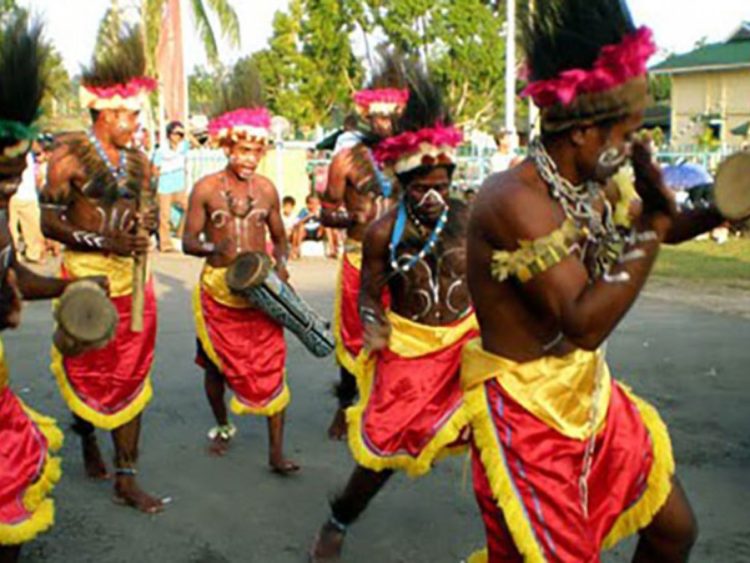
[185,147,737,194]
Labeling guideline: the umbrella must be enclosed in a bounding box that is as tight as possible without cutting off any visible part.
[661,163,713,190]
[731,121,749,137]
[315,129,343,151]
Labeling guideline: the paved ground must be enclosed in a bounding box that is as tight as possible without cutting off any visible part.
[5,255,750,562]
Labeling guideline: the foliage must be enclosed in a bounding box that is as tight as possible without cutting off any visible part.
[649,74,671,103]
[188,65,220,116]
[251,0,361,132]
[41,46,74,117]
[251,0,506,132]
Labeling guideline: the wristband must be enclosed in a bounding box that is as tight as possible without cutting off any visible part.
[359,306,381,326]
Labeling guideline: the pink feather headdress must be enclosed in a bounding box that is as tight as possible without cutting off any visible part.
[208,107,272,143]
[353,88,410,117]
[79,77,157,111]
[373,124,463,174]
[522,26,657,108]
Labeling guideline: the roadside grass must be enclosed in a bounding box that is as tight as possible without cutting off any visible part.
[653,237,750,283]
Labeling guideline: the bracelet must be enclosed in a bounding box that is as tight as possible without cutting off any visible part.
[630,229,658,244]
[328,515,348,534]
[359,306,380,325]
[618,248,647,264]
[603,271,632,284]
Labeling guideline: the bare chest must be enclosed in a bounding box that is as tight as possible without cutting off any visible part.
[390,235,470,323]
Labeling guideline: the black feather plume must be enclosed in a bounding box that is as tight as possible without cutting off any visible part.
[395,63,452,135]
[81,25,147,88]
[366,51,408,91]
[0,12,47,132]
[520,0,636,82]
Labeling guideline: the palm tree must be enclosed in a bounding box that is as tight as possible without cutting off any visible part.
[141,0,240,72]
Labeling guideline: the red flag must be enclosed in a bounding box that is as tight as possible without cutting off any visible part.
[156,0,186,124]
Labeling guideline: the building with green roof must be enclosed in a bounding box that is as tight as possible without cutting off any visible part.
[652,22,750,149]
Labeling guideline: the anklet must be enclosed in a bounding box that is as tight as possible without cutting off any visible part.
[328,516,348,534]
[207,423,237,441]
[115,467,138,476]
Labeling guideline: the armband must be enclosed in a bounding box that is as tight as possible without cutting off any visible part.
[490,219,584,283]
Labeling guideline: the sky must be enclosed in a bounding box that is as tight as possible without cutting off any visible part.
[20,0,750,75]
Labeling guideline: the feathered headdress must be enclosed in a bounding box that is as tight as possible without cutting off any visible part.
[520,0,656,132]
[373,64,462,175]
[0,12,47,159]
[208,60,270,145]
[354,53,410,118]
[80,25,156,112]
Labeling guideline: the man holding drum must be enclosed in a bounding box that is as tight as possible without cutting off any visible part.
[40,26,162,514]
[182,64,298,473]
[462,0,724,560]
[311,65,477,561]
[322,55,407,440]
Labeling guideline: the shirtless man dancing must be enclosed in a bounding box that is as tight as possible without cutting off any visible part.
[183,65,297,474]
[462,1,724,560]
[322,56,408,439]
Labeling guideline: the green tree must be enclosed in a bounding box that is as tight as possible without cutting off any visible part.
[251,0,362,132]
[41,46,74,117]
[251,2,313,129]
[187,65,220,115]
[0,0,16,14]
[361,0,507,128]
[649,74,671,103]
[298,0,363,124]
[94,0,126,58]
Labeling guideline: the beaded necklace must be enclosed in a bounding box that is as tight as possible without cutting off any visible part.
[388,198,448,274]
[88,131,127,189]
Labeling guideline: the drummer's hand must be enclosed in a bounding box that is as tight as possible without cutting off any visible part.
[275,263,290,283]
[83,275,110,296]
[105,231,151,257]
[138,204,159,233]
[363,318,390,352]
[631,140,677,220]
[0,269,22,331]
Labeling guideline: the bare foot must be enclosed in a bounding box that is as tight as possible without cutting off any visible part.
[82,436,110,480]
[269,458,301,476]
[207,435,231,457]
[113,476,165,514]
[327,408,348,441]
[309,521,345,562]
[206,424,236,457]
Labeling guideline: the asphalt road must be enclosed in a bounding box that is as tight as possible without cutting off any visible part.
[5,255,750,562]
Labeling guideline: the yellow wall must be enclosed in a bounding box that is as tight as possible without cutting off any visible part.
[257,146,313,211]
[670,68,750,148]
[186,146,315,216]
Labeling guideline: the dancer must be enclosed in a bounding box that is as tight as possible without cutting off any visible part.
[40,25,163,513]
[0,14,68,561]
[182,63,298,473]
[311,65,476,561]
[463,1,723,560]
[323,55,408,439]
